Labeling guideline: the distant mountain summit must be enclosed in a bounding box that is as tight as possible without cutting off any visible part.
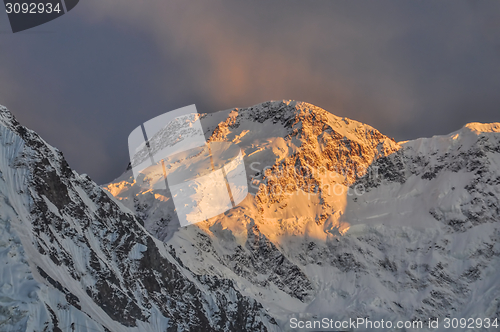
[1,101,499,331]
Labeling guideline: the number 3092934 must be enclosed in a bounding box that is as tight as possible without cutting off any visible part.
[5,2,61,14]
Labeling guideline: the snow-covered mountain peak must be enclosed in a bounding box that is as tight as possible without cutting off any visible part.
[0,104,14,124]
[463,121,500,134]
[210,100,398,150]
[400,120,500,156]
[1,105,27,131]
[107,100,401,237]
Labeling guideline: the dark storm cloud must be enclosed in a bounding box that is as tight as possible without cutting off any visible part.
[0,0,499,183]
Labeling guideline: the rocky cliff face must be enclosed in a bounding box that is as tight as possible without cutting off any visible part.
[1,101,499,332]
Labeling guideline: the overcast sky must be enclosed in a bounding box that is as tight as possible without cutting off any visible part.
[1,0,499,184]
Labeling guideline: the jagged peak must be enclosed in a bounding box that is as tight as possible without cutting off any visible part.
[0,104,21,131]
[0,103,68,173]
[234,100,346,124]
[218,100,395,145]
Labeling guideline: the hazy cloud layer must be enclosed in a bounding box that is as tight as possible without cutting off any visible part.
[0,1,499,183]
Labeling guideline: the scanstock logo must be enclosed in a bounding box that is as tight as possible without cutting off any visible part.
[3,0,79,33]
[128,105,248,227]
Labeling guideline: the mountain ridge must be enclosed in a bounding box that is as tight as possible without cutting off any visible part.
[1,101,499,331]
[106,100,500,330]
